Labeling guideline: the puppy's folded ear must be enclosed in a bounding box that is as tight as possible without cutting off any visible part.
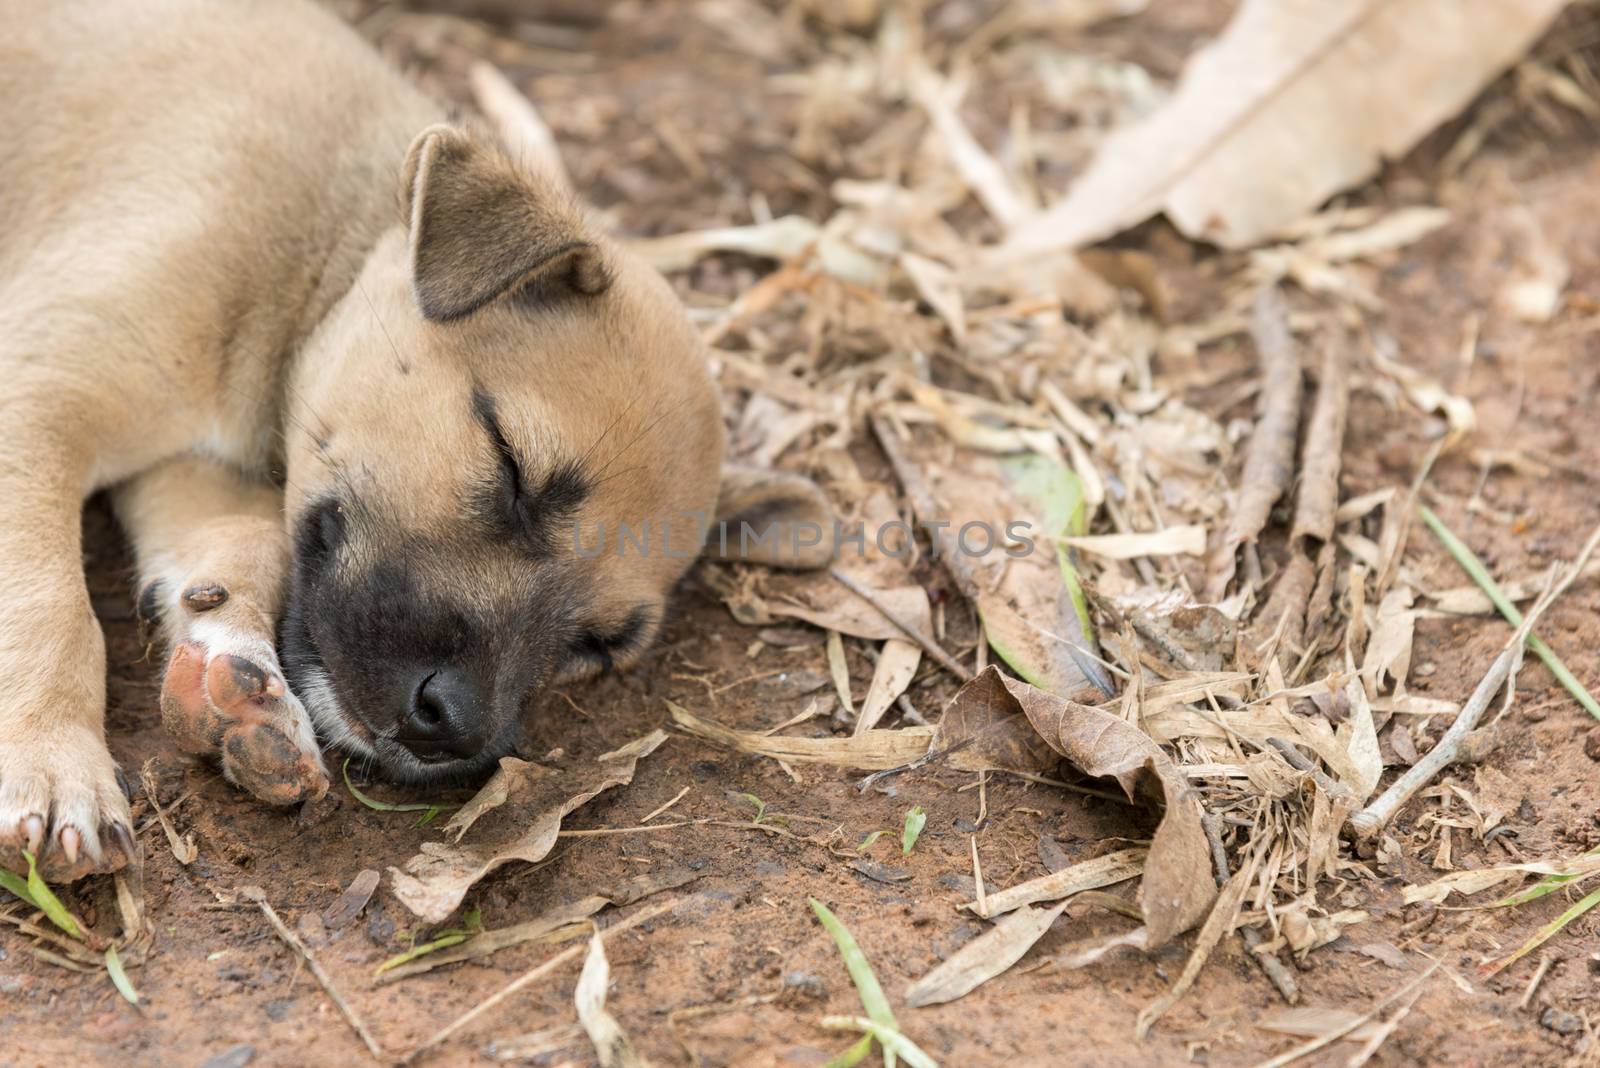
[711,465,836,570]
[401,124,609,322]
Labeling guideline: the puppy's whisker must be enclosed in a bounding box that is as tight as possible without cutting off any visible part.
[357,278,408,375]
[589,393,697,483]
[577,384,644,472]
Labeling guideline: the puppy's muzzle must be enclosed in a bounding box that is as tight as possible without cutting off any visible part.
[399,666,488,762]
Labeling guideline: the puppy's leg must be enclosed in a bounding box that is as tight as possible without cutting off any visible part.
[0,460,136,881]
[114,457,329,806]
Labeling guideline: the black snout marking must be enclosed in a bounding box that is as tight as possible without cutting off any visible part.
[401,666,488,762]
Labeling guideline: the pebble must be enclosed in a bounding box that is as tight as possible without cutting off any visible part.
[199,1045,256,1068]
[1541,1007,1583,1036]
[1583,726,1600,762]
[781,971,826,1000]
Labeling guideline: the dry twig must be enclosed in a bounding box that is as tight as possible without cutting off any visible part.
[238,885,385,1060]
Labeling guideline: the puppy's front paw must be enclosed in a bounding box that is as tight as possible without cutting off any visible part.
[161,638,329,806]
[0,729,137,882]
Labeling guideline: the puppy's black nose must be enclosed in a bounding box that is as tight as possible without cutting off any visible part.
[401,667,487,761]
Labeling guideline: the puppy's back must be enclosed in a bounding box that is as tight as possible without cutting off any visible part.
[0,0,439,334]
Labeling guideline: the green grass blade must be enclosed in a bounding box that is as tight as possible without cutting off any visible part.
[374,932,471,975]
[1480,884,1600,977]
[822,1034,875,1068]
[343,759,457,814]
[736,792,768,824]
[0,867,38,909]
[1420,505,1600,721]
[822,1017,939,1068]
[856,830,892,853]
[24,852,82,939]
[1487,847,1600,909]
[105,944,139,1004]
[901,808,926,856]
[810,899,899,1068]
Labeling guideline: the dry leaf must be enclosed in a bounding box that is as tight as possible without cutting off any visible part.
[1002,0,1568,251]
[389,732,666,923]
[1257,1008,1381,1044]
[970,848,1147,917]
[630,216,883,285]
[1403,853,1600,905]
[468,61,571,194]
[904,900,1070,1007]
[576,929,651,1068]
[965,669,1215,945]
[1059,525,1206,560]
[1340,678,1384,802]
[1055,926,1150,969]
[934,666,1060,774]
[857,638,922,734]
[773,584,932,643]
[669,701,935,769]
[323,870,381,932]
[1497,204,1568,322]
[1360,588,1416,697]
[875,419,1110,697]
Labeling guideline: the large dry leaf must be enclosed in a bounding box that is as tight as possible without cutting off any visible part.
[1001,0,1569,252]
[959,669,1215,945]
[904,900,1070,1008]
[390,732,666,923]
[875,419,1110,698]
[669,701,935,769]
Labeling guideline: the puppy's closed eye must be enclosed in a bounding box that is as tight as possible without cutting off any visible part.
[298,498,347,571]
[564,609,651,674]
[472,389,589,553]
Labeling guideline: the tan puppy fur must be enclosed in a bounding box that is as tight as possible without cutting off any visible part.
[0,0,830,880]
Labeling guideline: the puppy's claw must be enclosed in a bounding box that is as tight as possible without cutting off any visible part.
[59,825,80,866]
[23,814,44,856]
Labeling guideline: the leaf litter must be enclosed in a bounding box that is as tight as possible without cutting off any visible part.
[22,3,1600,1063]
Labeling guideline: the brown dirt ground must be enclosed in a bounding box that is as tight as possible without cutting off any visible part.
[5,3,1600,1066]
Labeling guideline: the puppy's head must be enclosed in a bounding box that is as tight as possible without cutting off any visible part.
[279,125,827,783]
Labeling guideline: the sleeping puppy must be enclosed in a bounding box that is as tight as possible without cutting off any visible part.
[0,0,831,881]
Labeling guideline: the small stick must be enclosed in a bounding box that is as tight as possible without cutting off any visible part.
[1517,953,1552,1011]
[639,786,691,824]
[1347,640,1518,841]
[970,836,988,919]
[1349,519,1600,840]
[827,567,973,682]
[1201,814,1299,1005]
[402,898,679,1064]
[238,886,385,1060]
